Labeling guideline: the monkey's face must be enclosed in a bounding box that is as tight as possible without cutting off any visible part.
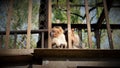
[50,26,64,38]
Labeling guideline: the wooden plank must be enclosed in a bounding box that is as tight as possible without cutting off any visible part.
[103,0,113,49]
[0,49,33,56]
[84,0,92,48]
[0,49,33,66]
[0,55,33,66]
[48,0,52,49]
[34,49,120,58]
[27,0,32,49]
[5,0,13,48]
[66,0,72,48]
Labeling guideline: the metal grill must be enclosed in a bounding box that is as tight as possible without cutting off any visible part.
[0,0,119,49]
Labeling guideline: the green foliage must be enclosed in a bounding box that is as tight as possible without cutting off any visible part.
[52,8,67,23]
[70,7,81,24]
[52,0,82,23]
[0,0,40,48]
[11,0,28,30]
[96,7,103,19]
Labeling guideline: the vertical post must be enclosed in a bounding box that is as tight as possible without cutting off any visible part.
[66,0,72,48]
[95,29,100,49]
[5,0,13,48]
[84,0,92,48]
[14,33,17,48]
[38,0,46,48]
[0,35,2,48]
[27,0,32,49]
[48,0,52,49]
[78,29,82,42]
[103,0,113,49]
[78,29,82,47]
[41,32,44,48]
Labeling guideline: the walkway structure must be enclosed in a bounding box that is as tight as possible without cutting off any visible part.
[0,0,120,67]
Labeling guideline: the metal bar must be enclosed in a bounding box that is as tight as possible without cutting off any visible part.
[103,0,113,49]
[52,24,120,30]
[78,29,82,42]
[52,2,103,7]
[95,29,100,49]
[48,0,52,49]
[0,29,48,35]
[5,0,13,48]
[0,24,120,35]
[27,0,32,49]
[14,33,17,48]
[84,0,92,48]
[66,0,72,48]
[0,35,2,48]
[41,32,44,48]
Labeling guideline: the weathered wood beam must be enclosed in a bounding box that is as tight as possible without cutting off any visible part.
[103,0,113,49]
[47,0,52,49]
[5,0,13,49]
[84,0,92,48]
[0,49,33,66]
[26,0,32,49]
[66,0,72,48]
[34,49,120,58]
[0,49,33,55]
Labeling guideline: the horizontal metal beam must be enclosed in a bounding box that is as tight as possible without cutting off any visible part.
[52,24,120,30]
[0,29,48,35]
[52,4,120,8]
[0,24,120,35]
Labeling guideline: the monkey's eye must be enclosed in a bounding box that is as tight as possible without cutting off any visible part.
[52,30,55,33]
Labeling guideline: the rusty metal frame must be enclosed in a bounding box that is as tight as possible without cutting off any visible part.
[84,0,92,48]
[5,0,13,48]
[66,0,72,48]
[103,0,113,49]
[48,0,52,49]
[26,0,32,49]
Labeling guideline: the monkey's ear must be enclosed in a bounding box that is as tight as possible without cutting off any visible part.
[59,27,64,33]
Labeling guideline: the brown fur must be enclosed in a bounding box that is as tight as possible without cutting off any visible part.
[50,26,67,48]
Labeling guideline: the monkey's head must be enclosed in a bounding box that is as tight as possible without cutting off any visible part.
[50,26,64,38]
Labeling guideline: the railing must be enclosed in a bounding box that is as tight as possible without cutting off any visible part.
[0,0,119,49]
[0,0,120,67]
